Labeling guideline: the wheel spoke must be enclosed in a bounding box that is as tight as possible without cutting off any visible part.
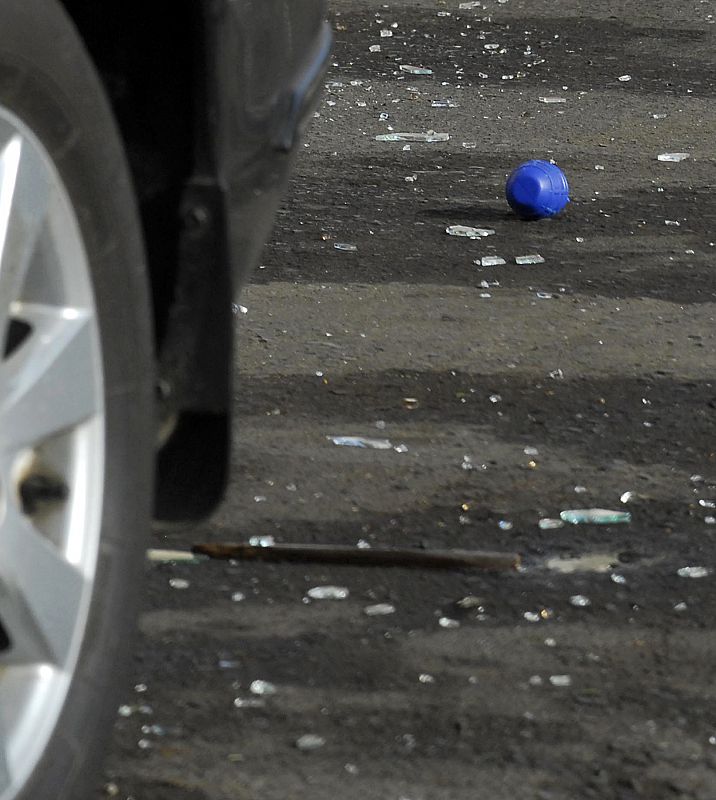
[0,303,99,453]
[0,507,86,667]
[0,135,50,339]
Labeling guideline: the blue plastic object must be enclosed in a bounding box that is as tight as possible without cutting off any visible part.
[506,160,570,220]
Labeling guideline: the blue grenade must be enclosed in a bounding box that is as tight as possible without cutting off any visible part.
[506,160,570,220]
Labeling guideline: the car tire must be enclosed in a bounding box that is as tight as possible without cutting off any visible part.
[0,2,154,800]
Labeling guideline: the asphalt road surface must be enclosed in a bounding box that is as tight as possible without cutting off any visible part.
[102,1,716,798]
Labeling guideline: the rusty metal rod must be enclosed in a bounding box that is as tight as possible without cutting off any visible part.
[192,542,521,572]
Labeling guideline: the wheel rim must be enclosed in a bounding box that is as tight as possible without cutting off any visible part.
[0,108,105,798]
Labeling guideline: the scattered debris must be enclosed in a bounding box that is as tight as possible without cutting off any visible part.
[446,225,496,239]
[333,242,357,252]
[168,578,190,590]
[539,96,567,104]
[476,255,506,266]
[455,595,484,609]
[400,65,434,75]
[539,518,564,530]
[375,131,449,143]
[233,698,265,709]
[146,549,206,564]
[569,594,592,608]
[618,74,632,82]
[307,586,350,600]
[549,675,572,687]
[364,603,396,616]
[515,254,545,265]
[657,152,690,162]
[418,673,436,683]
[296,734,326,752]
[546,554,618,574]
[677,566,711,579]
[438,616,460,629]
[192,541,521,572]
[249,535,275,547]
[560,509,632,525]
[328,436,393,449]
[620,491,636,504]
[250,680,277,696]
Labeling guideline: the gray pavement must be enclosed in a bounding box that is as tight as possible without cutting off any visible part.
[103,1,716,798]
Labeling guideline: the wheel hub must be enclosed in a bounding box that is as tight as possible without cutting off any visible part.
[0,106,105,800]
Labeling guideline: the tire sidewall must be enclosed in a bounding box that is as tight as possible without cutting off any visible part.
[0,3,154,798]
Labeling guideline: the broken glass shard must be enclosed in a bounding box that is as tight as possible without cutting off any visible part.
[539,518,564,530]
[307,586,350,600]
[477,255,506,266]
[249,535,275,547]
[400,65,433,75]
[328,436,392,449]
[547,554,617,573]
[250,680,277,696]
[560,509,631,525]
[296,734,326,751]
[446,225,495,239]
[146,548,205,564]
[677,566,711,579]
[234,697,265,709]
[657,152,690,162]
[569,594,591,607]
[376,132,449,143]
[364,603,396,616]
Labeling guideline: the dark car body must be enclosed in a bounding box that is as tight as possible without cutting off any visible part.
[59,0,331,519]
